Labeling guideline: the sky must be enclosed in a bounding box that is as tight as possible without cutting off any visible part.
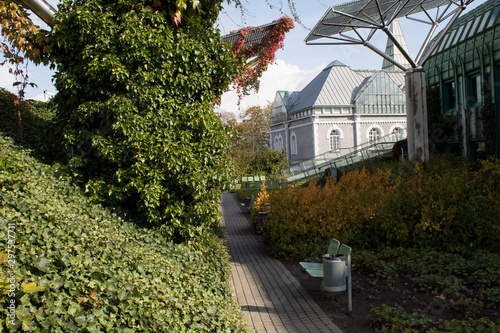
[0,0,485,115]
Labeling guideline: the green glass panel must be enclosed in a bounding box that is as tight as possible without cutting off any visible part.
[453,25,465,45]
[444,29,458,50]
[477,10,492,34]
[462,19,474,39]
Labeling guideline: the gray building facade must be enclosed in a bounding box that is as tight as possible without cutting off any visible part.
[270,60,407,165]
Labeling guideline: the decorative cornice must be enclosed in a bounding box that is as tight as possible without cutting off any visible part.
[317,121,354,125]
[316,119,407,126]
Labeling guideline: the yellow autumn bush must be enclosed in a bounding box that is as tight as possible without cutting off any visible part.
[263,157,500,258]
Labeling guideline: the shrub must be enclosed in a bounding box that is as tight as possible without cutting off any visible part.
[262,156,500,258]
[369,305,498,333]
[0,88,59,160]
[0,136,246,332]
[50,0,242,240]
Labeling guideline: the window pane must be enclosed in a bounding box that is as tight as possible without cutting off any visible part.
[369,128,380,145]
[330,130,340,151]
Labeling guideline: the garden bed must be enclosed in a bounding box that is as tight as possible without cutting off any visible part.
[282,257,499,332]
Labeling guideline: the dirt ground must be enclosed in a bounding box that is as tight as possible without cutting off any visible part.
[281,259,434,332]
[281,257,500,333]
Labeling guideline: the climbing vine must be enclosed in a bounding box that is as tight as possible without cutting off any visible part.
[230,16,294,98]
[0,1,51,66]
[1,1,294,103]
[0,0,295,239]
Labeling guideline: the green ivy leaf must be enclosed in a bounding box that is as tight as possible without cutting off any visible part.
[36,257,50,272]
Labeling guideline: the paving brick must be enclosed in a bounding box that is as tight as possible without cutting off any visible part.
[221,193,343,333]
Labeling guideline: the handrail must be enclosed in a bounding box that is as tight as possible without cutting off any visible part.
[279,134,405,184]
[282,133,402,177]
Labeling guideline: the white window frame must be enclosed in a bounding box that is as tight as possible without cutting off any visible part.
[390,126,405,142]
[290,132,297,155]
[368,127,381,146]
[326,126,343,152]
[329,130,341,151]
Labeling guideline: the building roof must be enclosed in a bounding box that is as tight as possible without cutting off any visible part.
[287,62,366,113]
[275,61,405,114]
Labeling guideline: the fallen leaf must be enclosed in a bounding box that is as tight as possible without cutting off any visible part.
[21,282,44,293]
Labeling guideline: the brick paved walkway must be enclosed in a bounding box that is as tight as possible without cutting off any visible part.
[221,192,343,333]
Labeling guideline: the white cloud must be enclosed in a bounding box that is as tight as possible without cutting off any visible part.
[0,64,17,94]
[0,62,56,100]
[31,91,55,101]
[219,58,324,116]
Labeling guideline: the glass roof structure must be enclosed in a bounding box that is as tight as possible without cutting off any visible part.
[305,0,475,69]
[424,0,500,85]
[221,21,282,49]
[306,0,449,42]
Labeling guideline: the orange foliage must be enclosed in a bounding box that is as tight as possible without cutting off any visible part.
[262,160,500,258]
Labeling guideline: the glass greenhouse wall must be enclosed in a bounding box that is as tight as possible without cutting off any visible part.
[354,72,406,114]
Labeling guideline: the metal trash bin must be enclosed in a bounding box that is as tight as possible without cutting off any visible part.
[258,211,269,229]
[323,254,346,292]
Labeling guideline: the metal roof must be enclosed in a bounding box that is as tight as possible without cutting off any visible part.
[305,0,449,42]
[354,68,404,84]
[275,61,407,114]
[386,71,405,87]
[354,70,405,100]
[354,69,378,78]
[287,62,367,113]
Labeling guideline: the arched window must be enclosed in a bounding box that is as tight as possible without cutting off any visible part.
[391,127,404,141]
[291,133,297,155]
[274,136,280,150]
[329,130,341,151]
[278,137,283,151]
[368,128,381,146]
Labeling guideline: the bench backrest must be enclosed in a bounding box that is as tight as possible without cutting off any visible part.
[327,238,341,254]
[338,244,352,256]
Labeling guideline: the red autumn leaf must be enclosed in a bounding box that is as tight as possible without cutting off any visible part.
[171,11,181,26]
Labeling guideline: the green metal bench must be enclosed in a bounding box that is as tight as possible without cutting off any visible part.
[299,238,340,271]
[299,239,351,289]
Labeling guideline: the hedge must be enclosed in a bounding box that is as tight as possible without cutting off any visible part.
[0,136,246,332]
[257,157,500,258]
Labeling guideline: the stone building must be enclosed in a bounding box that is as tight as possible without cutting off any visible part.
[270,59,408,165]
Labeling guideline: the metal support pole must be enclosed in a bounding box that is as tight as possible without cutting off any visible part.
[382,26,417,68]
[19,0,56,27]
[406,67,430,162]
[347,254,352,314]
[363,41,408,71]
[419,4,467,66]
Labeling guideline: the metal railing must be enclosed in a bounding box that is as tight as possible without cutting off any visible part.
[280,133,404,184]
